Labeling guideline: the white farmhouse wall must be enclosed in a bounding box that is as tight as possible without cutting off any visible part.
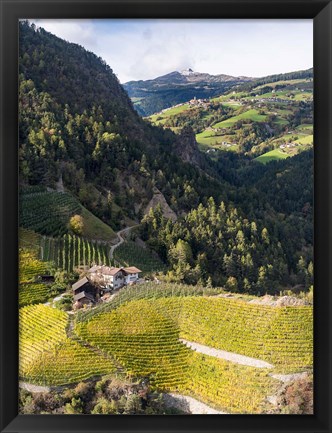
[125,273,138,284]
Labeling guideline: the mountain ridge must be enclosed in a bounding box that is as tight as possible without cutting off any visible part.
[123,70,253,116]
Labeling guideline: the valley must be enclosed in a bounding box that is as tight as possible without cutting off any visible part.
[146,72,313,163]
[18,21,313,415]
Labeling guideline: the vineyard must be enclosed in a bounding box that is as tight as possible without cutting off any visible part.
[20,284,313,413]
[19,189,116,241]
[19,304,117,386]
[113,241,166,274]
[75,281,223,323]
[19,249,64,306]
[74,291,312,412]
[75,298,281,413]
[151,297,313,373]
[19,229,111,272]
[19,249,49,282]
[179,352,277,414]
[19,283,52,307]
[40,234,110,272]
[75,300,190,390]
[20,190,81,236]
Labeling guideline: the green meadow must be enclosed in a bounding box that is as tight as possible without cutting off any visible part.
[255,149,290,164]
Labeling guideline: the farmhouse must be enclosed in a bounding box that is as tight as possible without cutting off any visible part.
[87,265,142,290]
[72,276,97,305]
[72,265,142,307]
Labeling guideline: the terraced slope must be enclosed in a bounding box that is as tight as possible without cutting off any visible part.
[113,240,166,273]
[19,228,111,272]
[21,284,312,413]
[74,297,283,413]
[75,282,223,323]
[152,297,313,373]
[75,300,190,390]
[19,304,116,386]
[179,352,277,414]
[19,249,57,306]
[20,189,116,240]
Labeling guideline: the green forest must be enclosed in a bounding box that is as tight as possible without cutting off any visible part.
[19,20,313,295]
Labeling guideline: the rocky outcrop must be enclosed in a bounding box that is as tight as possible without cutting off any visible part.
[173,126,205,168]
[145,188,177,222]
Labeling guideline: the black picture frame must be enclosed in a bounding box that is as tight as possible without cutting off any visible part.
[1,1,331,432]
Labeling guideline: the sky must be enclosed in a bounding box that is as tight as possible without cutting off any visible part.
[30,19,313,83]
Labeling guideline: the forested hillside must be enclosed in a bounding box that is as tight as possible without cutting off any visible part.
[19,21,313,295]
[19,21,223,228]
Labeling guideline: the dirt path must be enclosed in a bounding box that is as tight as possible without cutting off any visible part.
[271,372,308,383]
[180,339,274,369]
[109,225,140,260]
[163,393,228,414]
[19,381,51,393]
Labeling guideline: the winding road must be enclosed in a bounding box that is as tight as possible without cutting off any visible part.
[180,339,274,369]
[109,225,140,260]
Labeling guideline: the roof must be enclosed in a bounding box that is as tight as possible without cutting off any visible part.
[87,265,141,276]
[88,265,100,273]
[88,265,124,276]
[104,267,124,276]
[124,266,142,274]
[72,276,89,292]
[74,291,95,302]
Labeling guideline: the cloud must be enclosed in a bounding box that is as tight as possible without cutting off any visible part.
[27,19,313,83]
[30,19,97,49]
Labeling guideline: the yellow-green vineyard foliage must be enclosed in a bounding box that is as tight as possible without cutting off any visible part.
[19,249,59,306]
[78,292,312,374]
[26,339,117,386]
[150,297,313,373]
[19,249,49,283]
[75,298,282,413]
[75,300,190,390]
[179,352,278,414]
[19,283,51,307]
[20,304,116,386]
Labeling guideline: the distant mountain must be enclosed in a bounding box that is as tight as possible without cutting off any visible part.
[18,22,228,227]
[123,69,253,116]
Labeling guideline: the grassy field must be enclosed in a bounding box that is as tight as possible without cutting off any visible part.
[148,104,190,124]
[255,149,290,164]
[212,109,267,129]
[294,134,313,145]
[252,79,309,91]
[296,124,313,134]
[80,207,116,241]
[196,129,238,149]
